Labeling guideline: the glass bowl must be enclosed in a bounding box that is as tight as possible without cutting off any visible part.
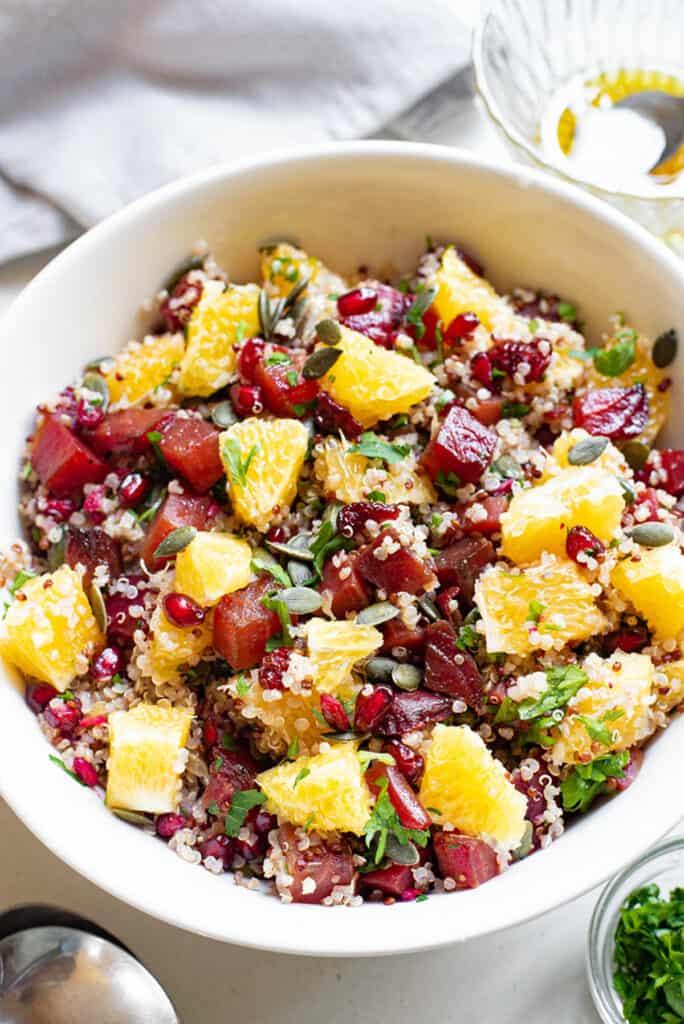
[472,0,684,241]
[587,834,684,1023]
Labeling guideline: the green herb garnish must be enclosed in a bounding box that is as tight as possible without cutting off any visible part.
[363,777,430,864]
[224,789,266,837]
[593,336,636,377]
[560,751,629,813]
[222,439,259,487]
[293,767,310,788]
[260,592,294,647]
[350,431,410,466]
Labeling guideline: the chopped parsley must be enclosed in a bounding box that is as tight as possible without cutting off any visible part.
[286,370,299,386]
[527,600,545,625]
[287,737,300,759]
[593,335,636,377]
[222,439,259,487]
[265,352,291,366]
[293,767,310,788]
[207,800,220,816]
[350,432,410,466]
[560,751,629,813]
[557,300,577,323]
[250,551,291,588]
[528,318,539,335]
[20,461,32,481]
[495,664,589,746]
[501,401,531,419]
[366,490,386,503]
[405,285,438,341]
[578,708,624,746]
[357,750,395,769]
[9,570,37,596]
[260,592,294,647]
[363,776,430,864]
[309,509,348,577]
[221,733,239,751]
[235,674,251,698]
[455,624,480,654]
[224,789,266,837]
[49,754,86,786]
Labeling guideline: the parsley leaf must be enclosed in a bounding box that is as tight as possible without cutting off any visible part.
[222,438,259,487]
[495,664,589,745]
[527,600,545,624]
[405,285,438,341]
[455,624,480,653]
[560,751,629,813]
[557,300,577,323]
[501,402,531,419]
[309,508,349,578]
[293,767,310,788]
[363,777,430,864]
[235,674,251,697]
[260,592,294,647]
[577,708,624,746]
[350,431,410,466]
[9,570,37,596]
[224,789,266,837]
[593,336,636,377]
[250,551,292,588]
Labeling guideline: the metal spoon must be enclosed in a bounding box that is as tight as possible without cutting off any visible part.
[614,90,684,171]
[0,904,179,1024]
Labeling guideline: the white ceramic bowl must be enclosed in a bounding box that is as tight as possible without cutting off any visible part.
[0,142,683,957]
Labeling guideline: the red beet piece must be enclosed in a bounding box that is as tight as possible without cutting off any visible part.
[357,529,435,596]
[366,761,430,831]
[434,535,495,604]
[573,384,649,440]
[488,338,551,383]
[161,272,203,333]
[338,283,411,349]
[202,749,259,813]
[32,415,108,498]
[320,551,371,618]
[259,647,292,690]
[433,831,499,889]
[337,287,378,318]
[313,392,363,439]
[373,690,452,737]
[354,686,393,733]
[460,494,509,535]
[320,693,350,732]
[422,405,496,485]
[275,824,354,904]
[213,576,281,671]
[566,525,605,563]
[158,415,223,493]
[64,526,122,588]
[253,356,318,418]
[140,492,214,571]
[470,397,504,427]
[436,586,462,623]
[381,617,426,653]
[382,740,424,785]
[25,683,58,714]
[424,620,482,708]
[337,501,400,537]
[361,863,413,898]
[87,407,166,457]
[512,765,549,839]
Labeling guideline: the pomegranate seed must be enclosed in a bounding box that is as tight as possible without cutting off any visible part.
[237,337,267,383]
[444,312,480,345]
[199,833,235,868]
[25,683,58,713]
[163,592,206,628]
[566,525,605,563]
[229,383,263,418]
[251,808,277,835]
[44,695,82,735]
[400,888,422,902]
[338,283,410,349]
[203,719,219,747]
[156,812,188,838]
[42,497,75,522]
[470,351,493,387]
[313,392,363,439]
[354,686,392,732]
[337,501,400,537]
[73,757,98,788]
[76,398,105,429]
[161,273,203,333]
[603,627,650,655]
[337,286,378,318]
[382,740,425,785]
[267,525,288,543]
[83,485,107,524]
[573,384,649,440]
[258,647,292,690]
[488,339,551,383]
[320,693,350,732]
[79,714,107,730]
[118,472,149,508]
[91,646,123,682]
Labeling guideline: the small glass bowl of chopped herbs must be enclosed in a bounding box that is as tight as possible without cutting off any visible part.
[588,835,684,1024]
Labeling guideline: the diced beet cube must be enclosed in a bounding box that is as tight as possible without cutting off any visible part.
[87,407,167,457]
[32,415,108,498]
[381,616,426,653]
[64,526,122,588]
[338,283,411,349]
[201,749,259,813]
[459,494,508,535]
[470,397,504,427]
[337,501,400,537]
[511,765,549,835]
[361,863,413,897]
[424,620,482,708]
[573,384,649,440]
[320,551,370,617]
[366,762,430,831]
[158,415,223,493]
[105,574,149,642]
[274,824,355,904]
[373,690,452,737]
[313,392,363,439]
[433,831,499,889]
[357,529,435,595]
[253,356,318,417]
[382,740,424,785]
[213,576,281,671]
[355,686,393,733]
[140,492,215,571]
[422,405,496,485]
[434,535,494,604]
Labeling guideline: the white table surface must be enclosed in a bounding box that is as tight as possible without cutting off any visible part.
[0,92,654,1024]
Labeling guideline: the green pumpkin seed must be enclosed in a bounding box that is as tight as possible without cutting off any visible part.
[417,596,440,622]
[211,400,237,429]
[47,532,66,572]
[82,372,109,413]
[153,525,197,560]
[302,347,342,380]
[365,656,399,683]
[392,663,422,691]
[619,478,637,506]
[356,601,400,626]
[315,319,342,345]
[88,583,107,633]
[162,254,204,294]
[83,355,113,373]
[628,522,674,547]
[491,454,523,479]
[111,807,152,828]
[279,586,322,615]
[266,537,315,563]
[567,435,609,465]
[652,328,678,368]
[283,275,309,311]
[622,440,650,471]
[512,820,534,861]
[385,835,420,866]
[287,560,313,586]
[325,731,368,743]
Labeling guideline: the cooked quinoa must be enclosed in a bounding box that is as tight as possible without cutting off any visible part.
[0,238,682,906]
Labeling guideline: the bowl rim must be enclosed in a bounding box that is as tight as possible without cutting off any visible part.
[2,139,684,955]
[471,6,684,203]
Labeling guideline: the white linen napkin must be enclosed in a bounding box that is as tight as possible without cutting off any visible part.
[0,0,470,263]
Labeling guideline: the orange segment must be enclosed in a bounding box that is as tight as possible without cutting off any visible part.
[611,544,684,642]
[105,333,184,406]
[106,704,193,813]
[178,281,260,397]
[306,618,382,693]
[313,437,436,505]
[174,532,252,607]
[432,246,502,331]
